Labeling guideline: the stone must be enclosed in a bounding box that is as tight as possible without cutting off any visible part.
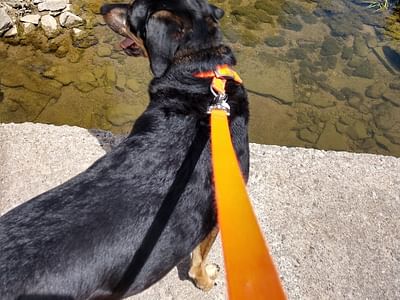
[22,22,36,34]
[96,44,113,57]
[353,35,369,57]
[265,36,286,48]
[335,122,347,134]
[0,8,12,36]
[382,90,400,106]
[341,47,353,60]
[78,71,97,85]
[348,56,364,68]
[309,91,336,108]
[116,74,126,91]
[71,28,84,39]
[4,25,18,37]
[126,79,140,92]
[346,121,369,140]
[365,82,386,99]
[242,61,295,104]
[67,49,81,63]
[93,68,105,80]
[40,15,59,37]
[20,14,41,25]
[55,45,69,58]
[59,12,83,28]
[55,72,74,85]
[298,128,319,144]
[317,123,348,151]
[74,83,95,93]
[73,34,98,49]
[106,103,143,126]
[375,135,394,151]
[352,60,374,79]
[38,0,67,12]
[301,13,317,24]
[389,81,400,90]
[384,131,400,145]
[105,66,116,84]
[277,15,303,32]
[320,36,341,56]
[286,48,307,60]
[373,103,396,130]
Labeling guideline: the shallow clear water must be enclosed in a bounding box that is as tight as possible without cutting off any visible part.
[1,0,399,156]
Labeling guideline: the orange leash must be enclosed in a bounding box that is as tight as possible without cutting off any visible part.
[211,110,286,299]
[195,65,286,299]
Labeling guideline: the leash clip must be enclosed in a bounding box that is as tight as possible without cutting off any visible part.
[207,93,230,116]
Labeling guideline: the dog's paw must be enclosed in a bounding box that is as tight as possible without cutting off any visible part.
[188,263,220,291]
[205,263,220,280]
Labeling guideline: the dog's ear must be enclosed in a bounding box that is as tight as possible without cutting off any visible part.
[145,11,185,78]
[209,4,224,21]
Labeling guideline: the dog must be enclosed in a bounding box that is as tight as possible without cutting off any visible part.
[0,0,249,299]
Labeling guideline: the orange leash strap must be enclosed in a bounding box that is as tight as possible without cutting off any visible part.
[210,110,286,300]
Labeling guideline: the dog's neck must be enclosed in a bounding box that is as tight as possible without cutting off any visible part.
[146,45,244,118]
[172,45,236,66]
[149,45,237,94]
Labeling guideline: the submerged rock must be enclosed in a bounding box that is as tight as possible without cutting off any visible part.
[298,128,319,144]
[317,122,348,151]
[365,82,386,99]
[382,90,400,106]
[277,15,303,32]
[352,60,374,79]
[320,36,341,56]
[106,103,143,126]
[265,35,286,47]
[353,35,369,57]
[96,44,113,57]
[346,121,369,140]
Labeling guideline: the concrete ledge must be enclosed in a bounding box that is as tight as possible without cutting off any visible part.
[1,122,399,299]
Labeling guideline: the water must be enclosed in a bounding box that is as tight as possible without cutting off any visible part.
[0,0,399,156]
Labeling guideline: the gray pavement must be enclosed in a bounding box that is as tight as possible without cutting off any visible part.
[1,122,399,299]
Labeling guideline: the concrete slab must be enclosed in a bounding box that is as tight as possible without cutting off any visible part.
[0,122,399,299]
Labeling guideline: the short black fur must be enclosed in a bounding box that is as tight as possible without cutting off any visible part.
[0,0,249,299]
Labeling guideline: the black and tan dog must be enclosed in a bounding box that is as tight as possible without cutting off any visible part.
[0,0,249,299]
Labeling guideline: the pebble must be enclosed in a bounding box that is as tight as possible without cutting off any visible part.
[59,12,83,28]
[38,0,67,12]
[40,14,59,37]
[0,8,13,36]
[20,14,41,25]
[265,36,286,48]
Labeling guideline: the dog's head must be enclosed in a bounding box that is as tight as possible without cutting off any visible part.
[101,0,224,78]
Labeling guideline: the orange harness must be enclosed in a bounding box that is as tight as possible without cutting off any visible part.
[195,65,286,299]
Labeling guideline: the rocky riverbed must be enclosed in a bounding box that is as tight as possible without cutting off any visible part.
[0,0,400,156]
